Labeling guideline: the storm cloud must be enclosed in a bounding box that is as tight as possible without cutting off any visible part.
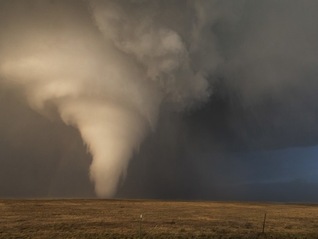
[1,0,318,201]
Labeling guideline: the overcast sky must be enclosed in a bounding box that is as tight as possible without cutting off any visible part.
[1,0,318,201]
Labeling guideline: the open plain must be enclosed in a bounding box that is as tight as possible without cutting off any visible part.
[0,199,318,239]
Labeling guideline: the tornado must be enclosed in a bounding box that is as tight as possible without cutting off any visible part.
[0,0,218,197]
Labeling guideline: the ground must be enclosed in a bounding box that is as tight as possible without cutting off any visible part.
[0,199,318,238]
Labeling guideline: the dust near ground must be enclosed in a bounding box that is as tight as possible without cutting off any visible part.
[0,199,317,238]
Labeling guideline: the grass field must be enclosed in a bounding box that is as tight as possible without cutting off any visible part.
[0,199,318,238]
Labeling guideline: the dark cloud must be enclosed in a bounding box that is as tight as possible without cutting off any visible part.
[1,0,318,201]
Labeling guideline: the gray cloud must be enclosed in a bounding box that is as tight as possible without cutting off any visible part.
[1,0,318,200]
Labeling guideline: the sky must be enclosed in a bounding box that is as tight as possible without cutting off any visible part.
[1,0,318,201]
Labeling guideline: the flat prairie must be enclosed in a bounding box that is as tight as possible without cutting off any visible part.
[0,199,318,238]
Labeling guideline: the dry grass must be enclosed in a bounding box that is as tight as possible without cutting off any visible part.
[0,199,318,238]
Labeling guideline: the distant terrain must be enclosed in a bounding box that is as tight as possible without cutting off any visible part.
[0,199,317,238]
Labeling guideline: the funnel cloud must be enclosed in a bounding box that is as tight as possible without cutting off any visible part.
[0,0,216,197]
[1,0,318,201]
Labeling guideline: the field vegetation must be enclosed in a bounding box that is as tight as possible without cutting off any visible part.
[0,199,318,238]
